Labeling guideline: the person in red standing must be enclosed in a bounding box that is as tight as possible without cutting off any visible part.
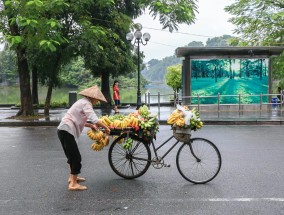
[113,80,120,113]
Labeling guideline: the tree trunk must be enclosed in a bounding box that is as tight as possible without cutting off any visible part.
[100,71,112,107]
[214,66,217,82]
[246,61,250,77]
[44,81,53,116]
[8,15,34,116]
[239,60,242,78]
[32,66,39,106]
[229,59,232,79]
[259,59,263,81]
[16,47,34,116]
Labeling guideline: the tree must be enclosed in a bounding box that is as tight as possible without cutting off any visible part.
[1,0,199,115]
[187,41,204,47]
[225,0,284,80]
[82,0,199,106]
[225,0,284,46]
[0,0,116,116]
[165,64,182,93]
[206,35,234,47]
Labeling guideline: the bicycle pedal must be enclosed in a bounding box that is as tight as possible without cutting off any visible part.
[163,164,171,167]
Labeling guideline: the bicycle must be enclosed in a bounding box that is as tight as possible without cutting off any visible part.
[108,126,222,184]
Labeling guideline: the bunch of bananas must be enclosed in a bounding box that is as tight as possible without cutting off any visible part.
[167,109,183,125]
[190,108,203,130]
[167,106,204,131]
[138,105,150,118]
[100,114,140,129]
[110,119,129,129]
[87,129,110,151]
[140,117,156,129]
[87,129,104,141]
[129,116,140,127]
[91,142,104,151]
[100,116,112,126]
[175,117,185,127]
[122,138,133,149]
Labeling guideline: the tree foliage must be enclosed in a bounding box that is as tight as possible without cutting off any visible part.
[206,35,234,47]
[0,0,199,114]
[186,41,204,47]
[146,0,198,32]
[165,64,182,92]
[225,0,284,81]
[225,0,284,46]
[0,0,118,115]
[0,48,17,85]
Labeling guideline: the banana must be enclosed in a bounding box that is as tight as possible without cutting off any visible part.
[175,118,185,127]
[113,120,121,128]
[100,118,107,126]
[91,142,104,151]
[103,116,112,125]
[87,130,104,141]
[103,136,110,146]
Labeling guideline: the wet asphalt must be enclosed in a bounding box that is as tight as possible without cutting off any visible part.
[1,124,284,215]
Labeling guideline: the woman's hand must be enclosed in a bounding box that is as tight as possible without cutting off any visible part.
[104,127,111,135]
[91,124,98,130]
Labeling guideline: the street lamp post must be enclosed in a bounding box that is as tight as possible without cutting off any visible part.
[126,23,151,109]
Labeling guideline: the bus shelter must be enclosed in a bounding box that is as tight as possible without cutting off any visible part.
[175,46,284,104]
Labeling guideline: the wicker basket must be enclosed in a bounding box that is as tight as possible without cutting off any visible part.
[172,125,191,142]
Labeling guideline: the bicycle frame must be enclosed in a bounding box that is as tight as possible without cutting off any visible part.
[151,135,179,160]
[131,134,200,163]
[129,136,177,162]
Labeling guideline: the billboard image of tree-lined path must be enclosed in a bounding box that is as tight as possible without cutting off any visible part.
[190,59,269,104]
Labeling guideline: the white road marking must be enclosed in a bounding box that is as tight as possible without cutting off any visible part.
[207,198,284,202]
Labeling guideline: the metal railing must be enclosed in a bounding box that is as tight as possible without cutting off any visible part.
[144,91,283,113]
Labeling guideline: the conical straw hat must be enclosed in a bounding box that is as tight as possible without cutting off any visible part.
[79,85,107,102]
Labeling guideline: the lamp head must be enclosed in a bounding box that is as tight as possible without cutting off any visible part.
[134,23,142,31]
[143,33,151,42]
[126,32,134,41]
[134,30,142,39]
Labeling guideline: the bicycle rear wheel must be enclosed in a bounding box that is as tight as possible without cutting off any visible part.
[176,138,221,184]
[108,134,151,179]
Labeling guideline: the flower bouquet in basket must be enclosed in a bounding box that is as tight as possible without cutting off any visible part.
[167,105,203,142]
[87,105,159,151]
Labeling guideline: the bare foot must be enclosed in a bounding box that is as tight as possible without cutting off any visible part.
[68,177,86,183]
[68,184,87,191]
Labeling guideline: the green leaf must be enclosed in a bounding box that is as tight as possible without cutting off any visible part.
[50,21,57,28]
[34,0,43,7]
[26,1,35,6]
[48,43,57,52]
[13,36,22,44]
[4,1,11,6]
[39,40,47,47]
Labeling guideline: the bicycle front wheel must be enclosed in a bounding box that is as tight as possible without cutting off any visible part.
[176,138,222,184]
[108,134,151,179]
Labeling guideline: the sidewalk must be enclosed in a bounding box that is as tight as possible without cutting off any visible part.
[0,105,284,126]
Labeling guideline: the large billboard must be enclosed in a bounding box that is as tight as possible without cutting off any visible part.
[190,58,269,104]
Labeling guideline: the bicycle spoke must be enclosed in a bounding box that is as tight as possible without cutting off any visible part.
[109,135,151,179]
[176,138,221,184]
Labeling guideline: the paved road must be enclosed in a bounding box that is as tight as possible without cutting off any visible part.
[1,125,284,215]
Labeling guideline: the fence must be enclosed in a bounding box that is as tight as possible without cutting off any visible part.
[144,91,283,114]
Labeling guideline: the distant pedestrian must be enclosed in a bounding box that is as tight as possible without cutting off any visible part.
[57,85,110,191]
[113,80,120,113]
[277,87,281,100]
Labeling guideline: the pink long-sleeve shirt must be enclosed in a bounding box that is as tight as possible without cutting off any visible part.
[57,97,99,143]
